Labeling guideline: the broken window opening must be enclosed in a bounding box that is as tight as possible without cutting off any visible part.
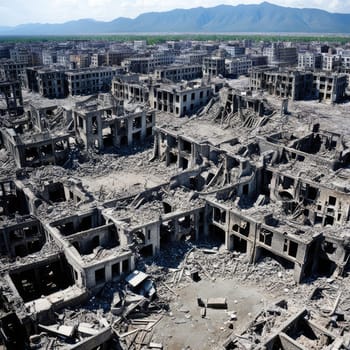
[168,152,178,165]
[232,235,247,253]
[307,186,318,201]
[133,231,145,245]
[325,215,334,226]
[240,222,250,236]
[328,196,336,206]
[182,140,192,153]
[160,222,174,248]
[95,268,105,285]
[209,224,225,244]
[180,157,189,170]
[133,116,142,129]
[133,131,141,143]
[163,202,172,214]
[48,183,66,203]
[281,176,294,189]
[103,126,114,148]
[122,259,129,274]
[112,263,120,278]
[259,229,273,246]
[206,173,215,185]
[139,244,153,257]
[120,135,128,146]
[283,239,298,258]
[91,116,98,135]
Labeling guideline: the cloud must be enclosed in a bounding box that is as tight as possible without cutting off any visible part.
[1,0,350,26]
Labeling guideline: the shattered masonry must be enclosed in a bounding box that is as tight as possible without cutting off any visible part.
[0,50,350,350]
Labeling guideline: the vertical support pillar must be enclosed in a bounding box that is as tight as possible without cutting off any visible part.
[141,111,146,140]
[127,117,133,146]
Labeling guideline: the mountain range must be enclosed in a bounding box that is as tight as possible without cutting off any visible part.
[1,2,350,35]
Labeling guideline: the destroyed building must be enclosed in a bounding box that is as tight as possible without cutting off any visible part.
[250,67,348,103]
[152,87,350,283]
[112,74,151,104]
[154,64,203,82]
[1,38,350,350]
[73,94,155,150]
[25,66,122,98]
[0,80,24,116]
[112,74,224,117]
[25,67,67,99]
[149,80,215,117]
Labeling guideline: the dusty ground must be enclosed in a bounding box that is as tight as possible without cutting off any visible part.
[151,278,273,350]
[82,170,165,196]
[76,148,177,199]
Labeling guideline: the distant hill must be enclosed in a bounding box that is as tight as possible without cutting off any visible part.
[1,2,350,35]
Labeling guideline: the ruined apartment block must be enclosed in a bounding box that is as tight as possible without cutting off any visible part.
[154,64,203,82]
[0,80,23,116]
[73,94,155,150]
[112,74,223,117]
[149,81,215,117]
[250,67,348,103]
[152,87,350,283]
[1,38,350,350]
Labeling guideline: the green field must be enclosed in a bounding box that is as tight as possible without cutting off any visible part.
[0,34,349,45]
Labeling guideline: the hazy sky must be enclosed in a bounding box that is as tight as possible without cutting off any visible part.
[1,0,350,26]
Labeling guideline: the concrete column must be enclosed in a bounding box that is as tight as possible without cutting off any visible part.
[253,246,262,264]
[246,240,254,263]
[97,116,103,150]
[105,264,112,282]
[119,228,129,247]
[130,255,135,271]
[203,206,209,237]
[152,132,159,159]
[154,224,160,255]
[194,212,200,241]
[141,112,146,140]
[177,142,181,168]
[190,143,195,168]
[293,262,304,283]
[225,221,230,250]
[127,118,133,146]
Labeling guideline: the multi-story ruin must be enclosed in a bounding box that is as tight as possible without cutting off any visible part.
[0,36,350,350]
[73,94,155,150]
[154,64,203,82]
[250,67,348,103]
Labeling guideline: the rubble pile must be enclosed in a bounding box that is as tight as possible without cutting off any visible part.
[0,51,350,349]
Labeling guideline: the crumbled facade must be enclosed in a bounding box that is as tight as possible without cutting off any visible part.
[154,64,203,82]
[1,37,350,350]
[250,67,348,103]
